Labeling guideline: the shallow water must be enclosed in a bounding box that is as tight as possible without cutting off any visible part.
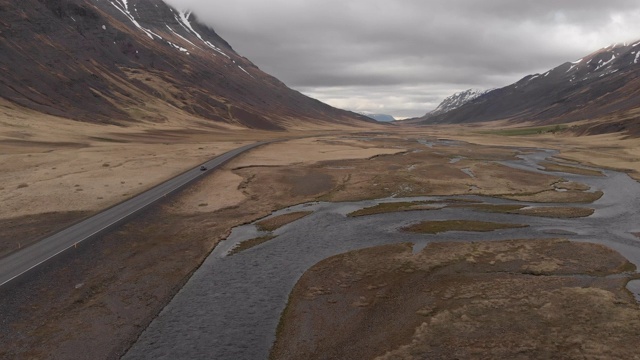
[124,143,640,360]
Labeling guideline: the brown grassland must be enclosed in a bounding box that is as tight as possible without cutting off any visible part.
[228,235,278,256]
[256,211,314,232]
[452,203,596,218]
[348,202,440,217]
[539,161,605,177]
[1,108,640,359]
[271,239,639,360]
[403,220,529,234]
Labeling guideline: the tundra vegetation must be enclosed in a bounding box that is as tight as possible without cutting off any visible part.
[1,129,639,359]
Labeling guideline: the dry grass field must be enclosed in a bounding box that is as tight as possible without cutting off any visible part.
[271,240,639,360]
[2,109,640,359]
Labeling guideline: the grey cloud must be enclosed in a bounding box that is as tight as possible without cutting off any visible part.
[164,0,640,118]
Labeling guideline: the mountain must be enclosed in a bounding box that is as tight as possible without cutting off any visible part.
[428,89,488,116]
[359,112,396,122]
[411,41,640,133]
[0,0,374,130]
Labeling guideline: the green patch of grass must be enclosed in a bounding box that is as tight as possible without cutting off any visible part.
[481,125,568,136]
[403,220,528,234]
[228,235,277,256]
[348,202,437,217]
[256,211,313,232]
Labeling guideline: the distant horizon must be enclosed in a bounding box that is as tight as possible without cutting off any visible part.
[310,40,639,119]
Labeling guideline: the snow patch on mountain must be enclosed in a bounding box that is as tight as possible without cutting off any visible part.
[595,54,616,71]
[175,10,231,59]
[111,0,162,40]
[107,2,240,59]
[429,89,488,116]
[415,37,640,125]
[517,40,640,89]
[166,25,202,50]
[238,65,254,78]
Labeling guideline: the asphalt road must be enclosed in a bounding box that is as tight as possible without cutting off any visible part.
[0,141,271,287]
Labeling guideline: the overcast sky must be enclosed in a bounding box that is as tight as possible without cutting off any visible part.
[165,0,640,119]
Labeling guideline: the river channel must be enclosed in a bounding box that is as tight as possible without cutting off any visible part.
[124,142,640,360]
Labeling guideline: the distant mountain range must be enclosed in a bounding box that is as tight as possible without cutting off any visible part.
[0,0,374,130]
[410,41,640,136]
[358,112,396,122]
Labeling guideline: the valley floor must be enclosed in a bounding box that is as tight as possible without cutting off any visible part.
[1,118,640,359]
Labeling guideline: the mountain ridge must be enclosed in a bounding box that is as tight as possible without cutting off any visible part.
[409,41,640,135]
[0,0,375,130]
[427,89,489,117]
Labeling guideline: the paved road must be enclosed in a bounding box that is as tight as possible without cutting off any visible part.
[0,141,271,287]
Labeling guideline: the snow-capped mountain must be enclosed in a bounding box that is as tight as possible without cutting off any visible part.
[428,89,488,116]
[412,41,640,131]
[0,0,373,129]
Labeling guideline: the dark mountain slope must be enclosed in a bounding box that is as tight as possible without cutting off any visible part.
[412,42,640,129]
[0,0,374,129]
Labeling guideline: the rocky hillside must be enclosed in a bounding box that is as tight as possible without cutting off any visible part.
[0,0,374,130]
[412,42,640,133]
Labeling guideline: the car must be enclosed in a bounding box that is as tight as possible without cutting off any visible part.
[200,165,207,171]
